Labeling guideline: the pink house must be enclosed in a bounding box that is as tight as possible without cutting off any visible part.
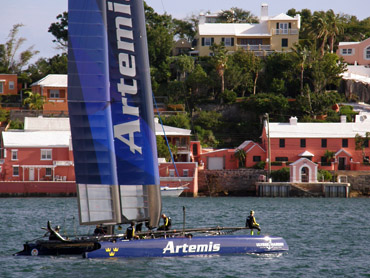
[1,117,75,182]
[336,37,370,66]
[261,115,370,171]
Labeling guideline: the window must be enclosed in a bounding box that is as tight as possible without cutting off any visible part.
[342,139,348,148]
[11,150,18,160]
[279,139,285,148]
[366,47,370,60]
[282,38,288,47]
[169,169,175,177]
[322,139,327,148]
[253,156,261,162]
[45,168,52,176]
[9,81,14,90]
[13,166,19,176]
[183,169,189,177]
[278,23,288,34]
[41,149,52,160]
[300,139,306,148]
[49,89,60,98]
[222,37,234,46]
[0,82,3,93]
[276,157,288,161]
[202,37,214,46]
[341,48,353,55]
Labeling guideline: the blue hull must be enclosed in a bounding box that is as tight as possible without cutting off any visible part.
[84,235,288,258]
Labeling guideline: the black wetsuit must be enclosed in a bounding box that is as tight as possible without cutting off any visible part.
[126,226,135,239]
[246,215,261,231]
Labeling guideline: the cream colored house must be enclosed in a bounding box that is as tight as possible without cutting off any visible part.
[194,4,300,56]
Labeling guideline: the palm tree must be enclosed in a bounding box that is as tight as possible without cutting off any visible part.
[291,43,310,95]
[218,7,259,23]
[326,10,344,53]
[234,148,246,168]
[310,11,329,57]
[23,91,45,111]
[210,43,228,95]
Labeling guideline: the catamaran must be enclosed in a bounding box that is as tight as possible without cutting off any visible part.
[15,0,288,258]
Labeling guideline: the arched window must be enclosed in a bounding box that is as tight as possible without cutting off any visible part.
[301,167,309,182]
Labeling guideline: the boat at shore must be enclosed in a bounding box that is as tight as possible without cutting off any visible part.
[15,0,288,258]
[161,186,188,197]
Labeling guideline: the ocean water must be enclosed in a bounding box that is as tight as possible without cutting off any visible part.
[1,197,369,278]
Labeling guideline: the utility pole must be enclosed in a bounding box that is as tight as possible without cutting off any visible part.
[265,113,271,182]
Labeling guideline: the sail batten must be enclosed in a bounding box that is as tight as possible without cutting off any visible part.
[69,0,161,227]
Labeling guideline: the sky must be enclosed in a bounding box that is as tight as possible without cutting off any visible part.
[0,0,368,65]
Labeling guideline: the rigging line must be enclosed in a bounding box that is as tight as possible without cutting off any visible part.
[160,0,166,14]
[152,93,181,180]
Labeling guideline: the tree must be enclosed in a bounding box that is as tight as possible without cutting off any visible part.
[326,10,344,53]
[234,148,246,168]
[291,43,310,95]
[48,12,68,51]
[210,43,228,97]
[217,7,258,23]
[355,132,370,162]
[0,24,39,73]
[172,55,194,82]
[23,91,45,110]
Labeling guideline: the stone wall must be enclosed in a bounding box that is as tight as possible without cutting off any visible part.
[334,170,370,197]
[339,79,370,102]
[198,169,265,196]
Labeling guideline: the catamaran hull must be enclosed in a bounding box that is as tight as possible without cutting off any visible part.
[84,235,288,258]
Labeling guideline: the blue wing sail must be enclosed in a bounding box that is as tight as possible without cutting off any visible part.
[68,0,161,226]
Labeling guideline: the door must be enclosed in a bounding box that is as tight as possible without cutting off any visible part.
[338,157,346,170]
[208,157,224,170]
[29,167,35,181]
[301,167,309,182]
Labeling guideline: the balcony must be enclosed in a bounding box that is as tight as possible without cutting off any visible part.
[271,29,299,35]
[237,44,274,56]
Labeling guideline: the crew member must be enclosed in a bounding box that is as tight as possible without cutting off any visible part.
[126,221,138,240]
[49,225,62,240]
[246,210,261,235]
[94,224,106,236]
[157,214,171,231]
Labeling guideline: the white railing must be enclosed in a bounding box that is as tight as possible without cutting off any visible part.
[272,29,298,35]
[237,44,271,51]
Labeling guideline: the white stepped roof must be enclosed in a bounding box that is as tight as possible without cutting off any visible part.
[198,22,270,37]
[3,131,70,148]
[31,74,67,87]
[24,117,70,131]
[268,121,370,138]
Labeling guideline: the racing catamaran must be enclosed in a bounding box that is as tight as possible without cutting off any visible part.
[15,0,288,258]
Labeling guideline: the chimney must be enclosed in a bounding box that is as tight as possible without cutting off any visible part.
[260,3,268,21]
[289,116,298,125]
[199,12,206,24]
[340,115,347,123]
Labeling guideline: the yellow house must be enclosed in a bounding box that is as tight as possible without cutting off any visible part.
[194,4,300,56]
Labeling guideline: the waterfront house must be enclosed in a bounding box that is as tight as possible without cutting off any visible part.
[0,74,18,96]
[31,74,68,115]
[0,117,74,182]
[261,115,370,171]
[193,4,300,57]
[336,37,370,66]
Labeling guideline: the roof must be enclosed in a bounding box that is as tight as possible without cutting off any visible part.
[31,74,67,87]
[267,120,370,138]
[198,22,270,37]
[269,13,295,20]
[3,131,70,148]
[24,117,70,131]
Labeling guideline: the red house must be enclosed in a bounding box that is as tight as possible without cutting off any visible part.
[0,117,74,182]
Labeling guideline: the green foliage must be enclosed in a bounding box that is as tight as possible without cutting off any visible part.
[220,89,237,104]
[193,110,222,130]
[271,167,290,182]
[318,169,332,182]
[161,114,191,129]
[217,7,259,23]
[234,148,246,168]
[48,12,68,50]
[0,109,9,122]
[9,119,24,130]
[156,136,177,161]
[23,91,45,110]
[340,105,358,122]
[243,93,289,120]
[252,161,266,169]
[324,150,335,162]
[0,24,39,73]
